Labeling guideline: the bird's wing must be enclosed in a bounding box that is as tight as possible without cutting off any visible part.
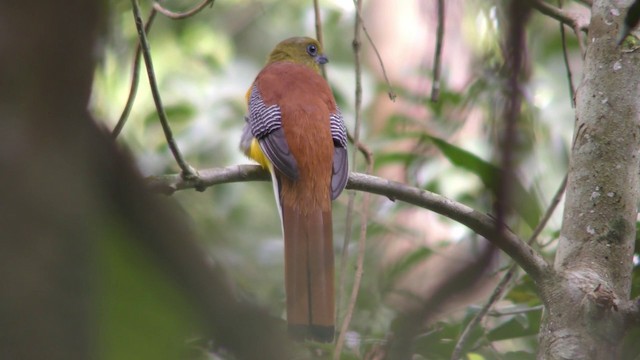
[330,109,348,199]
[247,83,299,180]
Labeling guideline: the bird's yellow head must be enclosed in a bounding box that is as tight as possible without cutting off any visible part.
[267,37,328,74]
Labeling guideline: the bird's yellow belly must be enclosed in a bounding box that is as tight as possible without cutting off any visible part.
[248,138,271,170]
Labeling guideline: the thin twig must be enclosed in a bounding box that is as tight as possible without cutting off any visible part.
[573,24,587,59]
[451,174,567,360]
[451,265,517,360]
[112,8,157,139]
[152,0,215,20]
[113,0,215,138]
[312,0,327,79]
[130,0,198,179]
[350,0,396,101]
[488,304,544,316]
[558,0,576,107]
[560,27,576,107]
[430,0,445,102]
[529,0,589,32]
[530,174,568,246]
[335,0,370,356]
[347,132,374,168]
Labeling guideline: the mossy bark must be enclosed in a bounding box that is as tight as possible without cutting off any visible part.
[539,1,640,358]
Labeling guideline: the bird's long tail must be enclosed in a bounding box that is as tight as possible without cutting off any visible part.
[282,202,334,342]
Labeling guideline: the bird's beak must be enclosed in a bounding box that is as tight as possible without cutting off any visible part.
[316,54,329,65]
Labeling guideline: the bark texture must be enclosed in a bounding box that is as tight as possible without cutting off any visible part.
[539,0,640,358]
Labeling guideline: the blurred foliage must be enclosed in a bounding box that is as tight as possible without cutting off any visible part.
[98,221,202,360]
[91,0,640,359]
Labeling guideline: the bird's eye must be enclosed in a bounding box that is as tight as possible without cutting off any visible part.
[306,44,318,56]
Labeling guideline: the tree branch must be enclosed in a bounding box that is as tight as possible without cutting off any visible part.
[147,165,551,282]
[130,0,198,179]
[113,7,157,139]
[559,21,577,107]
[152,0,215,20]
[350,0,396,101]
[114,0,215,139]
[312,0,327,79]
[529,0,590,32]
[348,173,550,282]
[451,174,568,360]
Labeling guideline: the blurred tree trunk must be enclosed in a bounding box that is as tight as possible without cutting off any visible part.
[0,2,290,360]
[538,0,640,358]
[0,2,102,359]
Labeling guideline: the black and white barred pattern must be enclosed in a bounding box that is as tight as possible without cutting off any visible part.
[248,84,282,139]
[250,83,348,149]
[330,108,348,148]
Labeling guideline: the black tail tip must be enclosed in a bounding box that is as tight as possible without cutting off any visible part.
[288,324,334,343]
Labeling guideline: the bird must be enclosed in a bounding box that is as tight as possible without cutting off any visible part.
[240,37,348,342]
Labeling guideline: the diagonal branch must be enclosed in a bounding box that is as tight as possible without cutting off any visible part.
[348,173,550,282]
[529,0,590,31]
[153,0,215,19]
[147,165,551,282]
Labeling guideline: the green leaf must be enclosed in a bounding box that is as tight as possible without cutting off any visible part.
[467,353,486,360]
[425,135,542,229]
[97,222,201,360]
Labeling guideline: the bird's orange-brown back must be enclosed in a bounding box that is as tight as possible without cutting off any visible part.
[254,61,337,341]
[255,62,336,213]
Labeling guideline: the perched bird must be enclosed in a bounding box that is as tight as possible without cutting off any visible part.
[240,37,348,342]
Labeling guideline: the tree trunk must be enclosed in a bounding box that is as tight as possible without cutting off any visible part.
[539,0,640,358]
